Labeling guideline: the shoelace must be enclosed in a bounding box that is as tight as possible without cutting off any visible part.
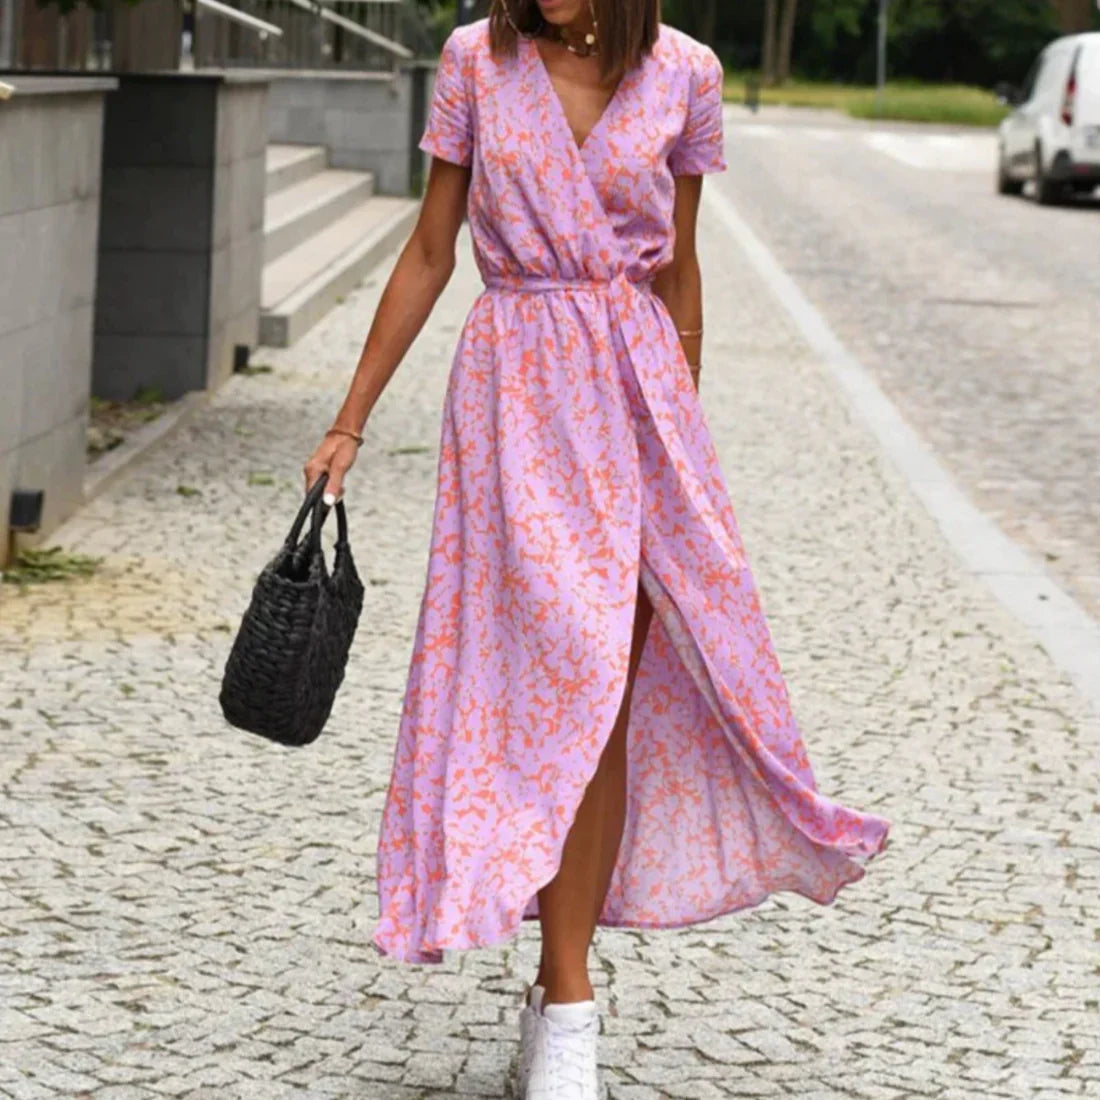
[542,1013,598,1094]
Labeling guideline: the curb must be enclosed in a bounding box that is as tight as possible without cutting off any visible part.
[83,390,211,505]
[703,182,1100,718]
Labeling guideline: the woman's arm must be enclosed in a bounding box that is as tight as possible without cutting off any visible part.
[303,155,471,500]
[652,175,706,391]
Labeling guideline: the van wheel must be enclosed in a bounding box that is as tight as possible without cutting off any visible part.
[997,146,1024,195]
[1034,143,1064,205]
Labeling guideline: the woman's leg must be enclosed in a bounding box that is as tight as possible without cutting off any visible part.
[534,581,655,1004]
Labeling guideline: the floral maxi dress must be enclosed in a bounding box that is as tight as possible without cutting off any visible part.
[372,18,891,964]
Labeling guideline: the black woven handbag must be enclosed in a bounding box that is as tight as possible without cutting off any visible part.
[219,472,365,747]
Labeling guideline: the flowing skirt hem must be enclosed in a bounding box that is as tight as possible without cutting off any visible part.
[369,814,890,965]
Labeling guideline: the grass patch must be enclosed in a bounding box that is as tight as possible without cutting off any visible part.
[88,390,170,461]
[847,84,1009,126]
[2,546,102,585]
[724,75,1009,127]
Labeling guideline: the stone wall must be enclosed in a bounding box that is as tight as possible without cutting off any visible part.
[93,72,268,402]
[0,76,116,562]
[210,78,268,392]
[266,65,431,196]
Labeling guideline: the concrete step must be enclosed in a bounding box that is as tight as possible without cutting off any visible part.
[265,143,328,196]
[260,195,420,348]
[264,169,375,264]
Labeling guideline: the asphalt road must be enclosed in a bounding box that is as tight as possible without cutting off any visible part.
[714,107,1100,623]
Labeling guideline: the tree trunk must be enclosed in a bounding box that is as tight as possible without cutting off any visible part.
[1051,0,1093,33]
[761,0,778,86]
[776,0,798,85]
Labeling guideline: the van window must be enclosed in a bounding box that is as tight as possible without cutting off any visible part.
[1019,53,1043,102]
[1036,47,1069,103]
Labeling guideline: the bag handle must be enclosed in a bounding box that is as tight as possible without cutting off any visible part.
[287,473,351,555]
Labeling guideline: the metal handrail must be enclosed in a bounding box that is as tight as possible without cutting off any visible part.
[320,9,413,58]
[281,0,413,59]
[192,0,431,71]
[196,0,285,39]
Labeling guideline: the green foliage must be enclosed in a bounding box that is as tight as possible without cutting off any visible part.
[811,0,865,54]
[724,71,1010,125]
[888,0,1060,84]
[653,0,1065,88]
[419,0,461,48]
[845,82,1011,125]
[2,546,102,585]
[133,384,164,405]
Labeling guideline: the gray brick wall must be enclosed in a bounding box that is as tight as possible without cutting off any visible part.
[0,77,116,562]
[266,68,420,196]
[92,73,268,402]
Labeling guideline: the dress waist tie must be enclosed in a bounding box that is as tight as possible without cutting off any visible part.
[482,272,655,294]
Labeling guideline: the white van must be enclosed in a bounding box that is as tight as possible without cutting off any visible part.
[997,32,1100,204]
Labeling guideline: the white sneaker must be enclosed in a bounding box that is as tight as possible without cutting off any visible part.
[525,998,600,1100]
[517,983,544,1097]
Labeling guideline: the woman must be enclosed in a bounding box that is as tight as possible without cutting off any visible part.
[303,2,891,1096]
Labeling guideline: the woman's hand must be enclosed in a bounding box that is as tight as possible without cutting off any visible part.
[303,432,361,504]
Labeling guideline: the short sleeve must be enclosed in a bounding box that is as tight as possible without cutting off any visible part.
[419,29,473,167]
[668,47,728,176]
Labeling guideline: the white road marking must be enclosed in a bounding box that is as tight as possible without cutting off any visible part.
[735,124,843,142]
[864,131,997,173]
[704,182,1100,715]
[735,124,782,138]
[734,125,996,171]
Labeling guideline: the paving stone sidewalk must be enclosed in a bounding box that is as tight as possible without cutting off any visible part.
[1,201,1098,1100]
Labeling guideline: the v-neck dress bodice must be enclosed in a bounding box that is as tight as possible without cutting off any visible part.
[371,18,891,965]
[420,20,727,287]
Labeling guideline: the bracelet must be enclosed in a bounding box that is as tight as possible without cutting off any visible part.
[678,327,704,338]
[326,427,364,447]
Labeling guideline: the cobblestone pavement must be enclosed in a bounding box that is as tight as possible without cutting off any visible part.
[2,177,1099,1099]
[721,107,1100,622]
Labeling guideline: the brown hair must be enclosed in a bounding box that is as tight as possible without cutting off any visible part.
[488,0,661,86]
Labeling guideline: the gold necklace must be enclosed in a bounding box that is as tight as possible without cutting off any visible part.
[499,0,600,57]
[546,20,600,58]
